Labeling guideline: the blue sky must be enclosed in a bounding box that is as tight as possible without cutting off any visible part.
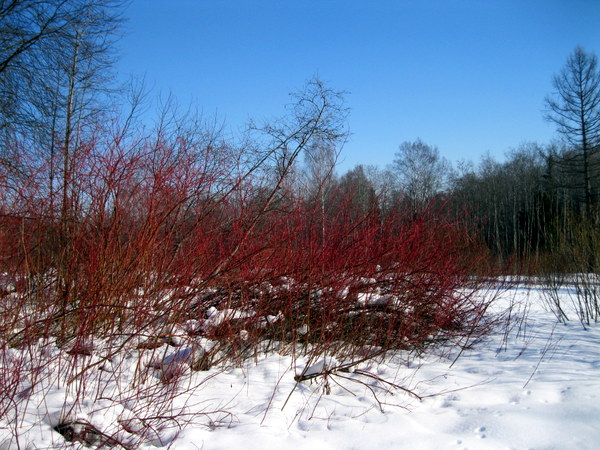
[118,0,600,172]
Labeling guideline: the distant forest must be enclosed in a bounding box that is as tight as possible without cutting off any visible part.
[327,133,598,274]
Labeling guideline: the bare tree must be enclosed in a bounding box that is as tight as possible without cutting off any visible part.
[545,46,600,221]
[393,138,450,214]
[337,164,377,220]
[364,164,399,218]
[211,77,349,277]
[302,137,338,197]
[0,0,127,312]
[300,137,339,241]
[0,1,125,134]
[0,0,69,75]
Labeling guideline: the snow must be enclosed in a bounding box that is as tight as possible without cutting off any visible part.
[2,282,600,449]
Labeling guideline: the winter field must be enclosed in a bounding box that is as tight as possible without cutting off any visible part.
[1,2,599,448]
[1,279,599,449]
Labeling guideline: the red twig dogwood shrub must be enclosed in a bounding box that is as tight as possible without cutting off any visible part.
[197,191,491,368]
[0,132,492,446]
[0,80,495,447]
[0,127,247,446]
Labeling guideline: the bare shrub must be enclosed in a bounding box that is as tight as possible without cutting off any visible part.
[539,216,599,327]
[0,80,496,447]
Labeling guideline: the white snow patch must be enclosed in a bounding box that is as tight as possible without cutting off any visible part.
[1,283,599,449]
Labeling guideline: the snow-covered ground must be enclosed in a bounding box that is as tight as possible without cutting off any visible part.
[2,282,599,449]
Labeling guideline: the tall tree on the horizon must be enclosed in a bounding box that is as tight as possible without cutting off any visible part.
[545,46,600,222]
[545,46,600,271]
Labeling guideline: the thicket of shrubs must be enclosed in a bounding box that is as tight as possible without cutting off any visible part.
[0,77,498,446]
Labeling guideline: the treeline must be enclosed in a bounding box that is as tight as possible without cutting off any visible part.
[451,143,599,273]
[285,130,599,275]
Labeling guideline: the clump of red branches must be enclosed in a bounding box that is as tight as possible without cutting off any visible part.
[204,195,490,360]
[0,79,494,447]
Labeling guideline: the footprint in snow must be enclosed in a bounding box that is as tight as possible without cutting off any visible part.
[474,426,486,438]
